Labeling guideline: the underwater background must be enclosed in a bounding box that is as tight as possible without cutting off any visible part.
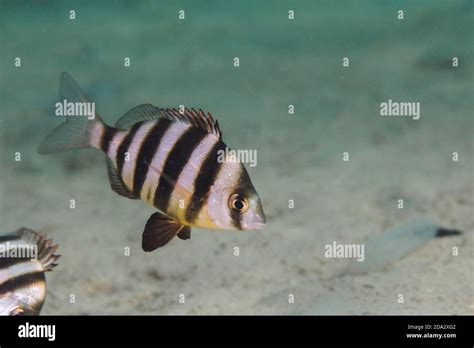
[0,0,472,314]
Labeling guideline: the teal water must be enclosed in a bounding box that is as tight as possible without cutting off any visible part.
[0,1,472,314]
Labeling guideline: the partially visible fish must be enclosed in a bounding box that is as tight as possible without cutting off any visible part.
[0,228,60,316]
[345,219,462,275]
[38,73,266,252]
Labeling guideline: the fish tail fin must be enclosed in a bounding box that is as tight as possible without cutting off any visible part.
[37,72,108,154]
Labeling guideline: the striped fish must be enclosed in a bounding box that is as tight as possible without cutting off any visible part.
[0,228,60,315]
[38,73,266,252]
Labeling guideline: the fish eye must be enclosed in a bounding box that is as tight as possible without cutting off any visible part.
[229,193,249,213]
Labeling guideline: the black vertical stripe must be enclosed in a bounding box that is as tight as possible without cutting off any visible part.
[116,122,143,175]
[0,257,34,271]
[184,142,226,223]
[153,128,207,212]
[100,126,116,153]
[229,169,252,230]
[0,235,21,243]
[230,209,242,230]
[0,272,45,295]
[132,119,171,197]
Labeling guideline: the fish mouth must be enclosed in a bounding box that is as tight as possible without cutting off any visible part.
[251,221,266,230]
[249,198,266,230]
[242,215,266,231]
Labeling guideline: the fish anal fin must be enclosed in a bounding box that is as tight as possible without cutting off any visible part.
[142,212,190,252]
[106,159,140,199]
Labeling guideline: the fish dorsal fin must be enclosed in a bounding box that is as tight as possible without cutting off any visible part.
[115,104,222,139]
[158,107,222,139]
[115,104,163,129]
[15,228,61,272]
[106,159,140,199]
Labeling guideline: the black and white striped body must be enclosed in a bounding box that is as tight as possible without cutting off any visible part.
[90,116,245,229]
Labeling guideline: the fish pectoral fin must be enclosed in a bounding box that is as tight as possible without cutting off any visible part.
[142,212,191,252]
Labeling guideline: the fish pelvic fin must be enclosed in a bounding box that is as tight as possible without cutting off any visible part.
[142,212,191,252]
[37,72,107,154]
